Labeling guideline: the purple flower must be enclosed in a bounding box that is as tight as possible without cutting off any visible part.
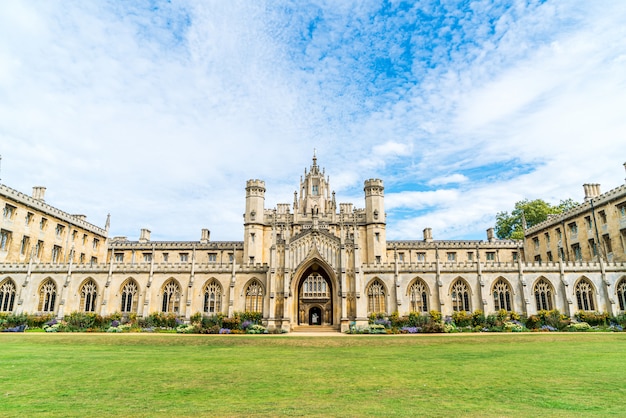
[241,320,252,330]
[401,326,420,334]
[46,319,57,326]
[110,320,120,328]
[219,328,231,334]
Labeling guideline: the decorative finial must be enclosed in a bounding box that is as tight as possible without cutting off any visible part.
[312,148,317,166]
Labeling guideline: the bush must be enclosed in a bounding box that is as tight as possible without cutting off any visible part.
[236,311,262,323]
[567,322,591,332]
[472,310,485,327]
[451,311,471,327]
[222,317,240,330]
[422,321,444,333]
[429,310,442,323]
[64,312,101,331]
[575,311,608,326]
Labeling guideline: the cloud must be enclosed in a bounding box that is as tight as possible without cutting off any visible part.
[1,1,625,242]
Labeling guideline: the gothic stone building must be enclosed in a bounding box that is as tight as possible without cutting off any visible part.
[1,157,626,331]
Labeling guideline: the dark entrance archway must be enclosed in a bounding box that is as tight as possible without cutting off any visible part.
[297,264,333,326]
[308,306,322,325]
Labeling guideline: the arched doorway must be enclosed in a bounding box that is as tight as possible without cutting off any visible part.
[309,306,322,325]
[296,264,334,326]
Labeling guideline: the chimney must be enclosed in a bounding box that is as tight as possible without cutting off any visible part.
[423,227,433,242]
[200,228,210,244]
[139,228,151,243]
[32,186,46,201]
[583,183,601,201]
[486,228,495,242]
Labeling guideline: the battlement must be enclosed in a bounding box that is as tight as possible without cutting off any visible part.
[245,179,266,192]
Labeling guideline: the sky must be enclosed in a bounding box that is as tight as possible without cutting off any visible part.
[1,0,626,242]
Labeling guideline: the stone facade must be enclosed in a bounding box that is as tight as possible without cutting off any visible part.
[1,156,626,331]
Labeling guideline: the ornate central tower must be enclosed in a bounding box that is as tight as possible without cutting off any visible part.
[294,151,336,216]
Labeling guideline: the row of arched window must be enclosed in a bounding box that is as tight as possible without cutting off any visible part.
[366,276,626,314]
[0,277,264,315]
[2,276,626,315]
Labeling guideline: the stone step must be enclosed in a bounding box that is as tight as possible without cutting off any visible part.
[291,325,340,333]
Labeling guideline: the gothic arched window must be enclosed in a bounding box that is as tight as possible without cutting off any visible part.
[203,279,223,314]
[492,279,512,312]
[121,279,139,313]
[408,279,428,313]
[0,279,16,312]
[451,279,471,312]
[367,279,386,314]
[534,278,554,311]
[162,279,181,313]
[38,279,57,312]
[80,279,98,312]
[575,278,595,311]
[245,280,263,313]
[618,278,626,311]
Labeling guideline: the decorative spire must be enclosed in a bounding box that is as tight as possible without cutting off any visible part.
[312,148,317,167]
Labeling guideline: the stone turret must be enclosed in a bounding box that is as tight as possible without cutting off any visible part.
[364,178,386,264]
[244,179,266,264]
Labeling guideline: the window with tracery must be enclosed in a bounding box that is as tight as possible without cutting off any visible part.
[302,274,329,298]
[38,279,56,312]
[493,279,512,311]
[618,279,626,311]
[534,279,554,311]
[575,279,595,311]
[203,280,222,314]
[162,280,181,313]
[121,280,138,313]
[80,280,97,312]
[367,280,386,314]
[451,279,470,312]
[245,281,263,313]
[0,279,16,312]
[409,279,428,313]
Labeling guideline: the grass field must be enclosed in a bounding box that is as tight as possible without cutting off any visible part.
[1,333,625,417]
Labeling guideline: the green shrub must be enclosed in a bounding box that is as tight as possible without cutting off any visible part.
[451,311,471,327]
[575,311,608,326]
[236,311,263,323]
[567,322,591,332]
[222,317,241,330]
[429,310,442,323]
[407,312,430,327]
[472,310,485,327]
[524,315,540,329]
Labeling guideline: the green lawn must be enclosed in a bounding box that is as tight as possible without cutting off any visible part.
[1,333,625,417]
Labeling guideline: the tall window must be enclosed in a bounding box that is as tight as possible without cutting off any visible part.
[367,279,386,314]
[451,279,470,312]
[534,278,554,311]
[302,274,329,298]
[80,280,98,312]
[0,279,16,312]
[38,279,56,312]
[161,280,181,313]
[408,279,428,313]
[203,280,222,314]
[121,280,138,313]
[0,229,11,251]
[618,279,626,311]
[245,280,263,313]
[575,279,595,311]
[492,279,512,311]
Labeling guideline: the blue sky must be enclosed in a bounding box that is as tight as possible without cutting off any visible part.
[1,1,625,241]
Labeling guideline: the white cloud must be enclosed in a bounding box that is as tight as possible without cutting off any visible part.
[1,1,626,242]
